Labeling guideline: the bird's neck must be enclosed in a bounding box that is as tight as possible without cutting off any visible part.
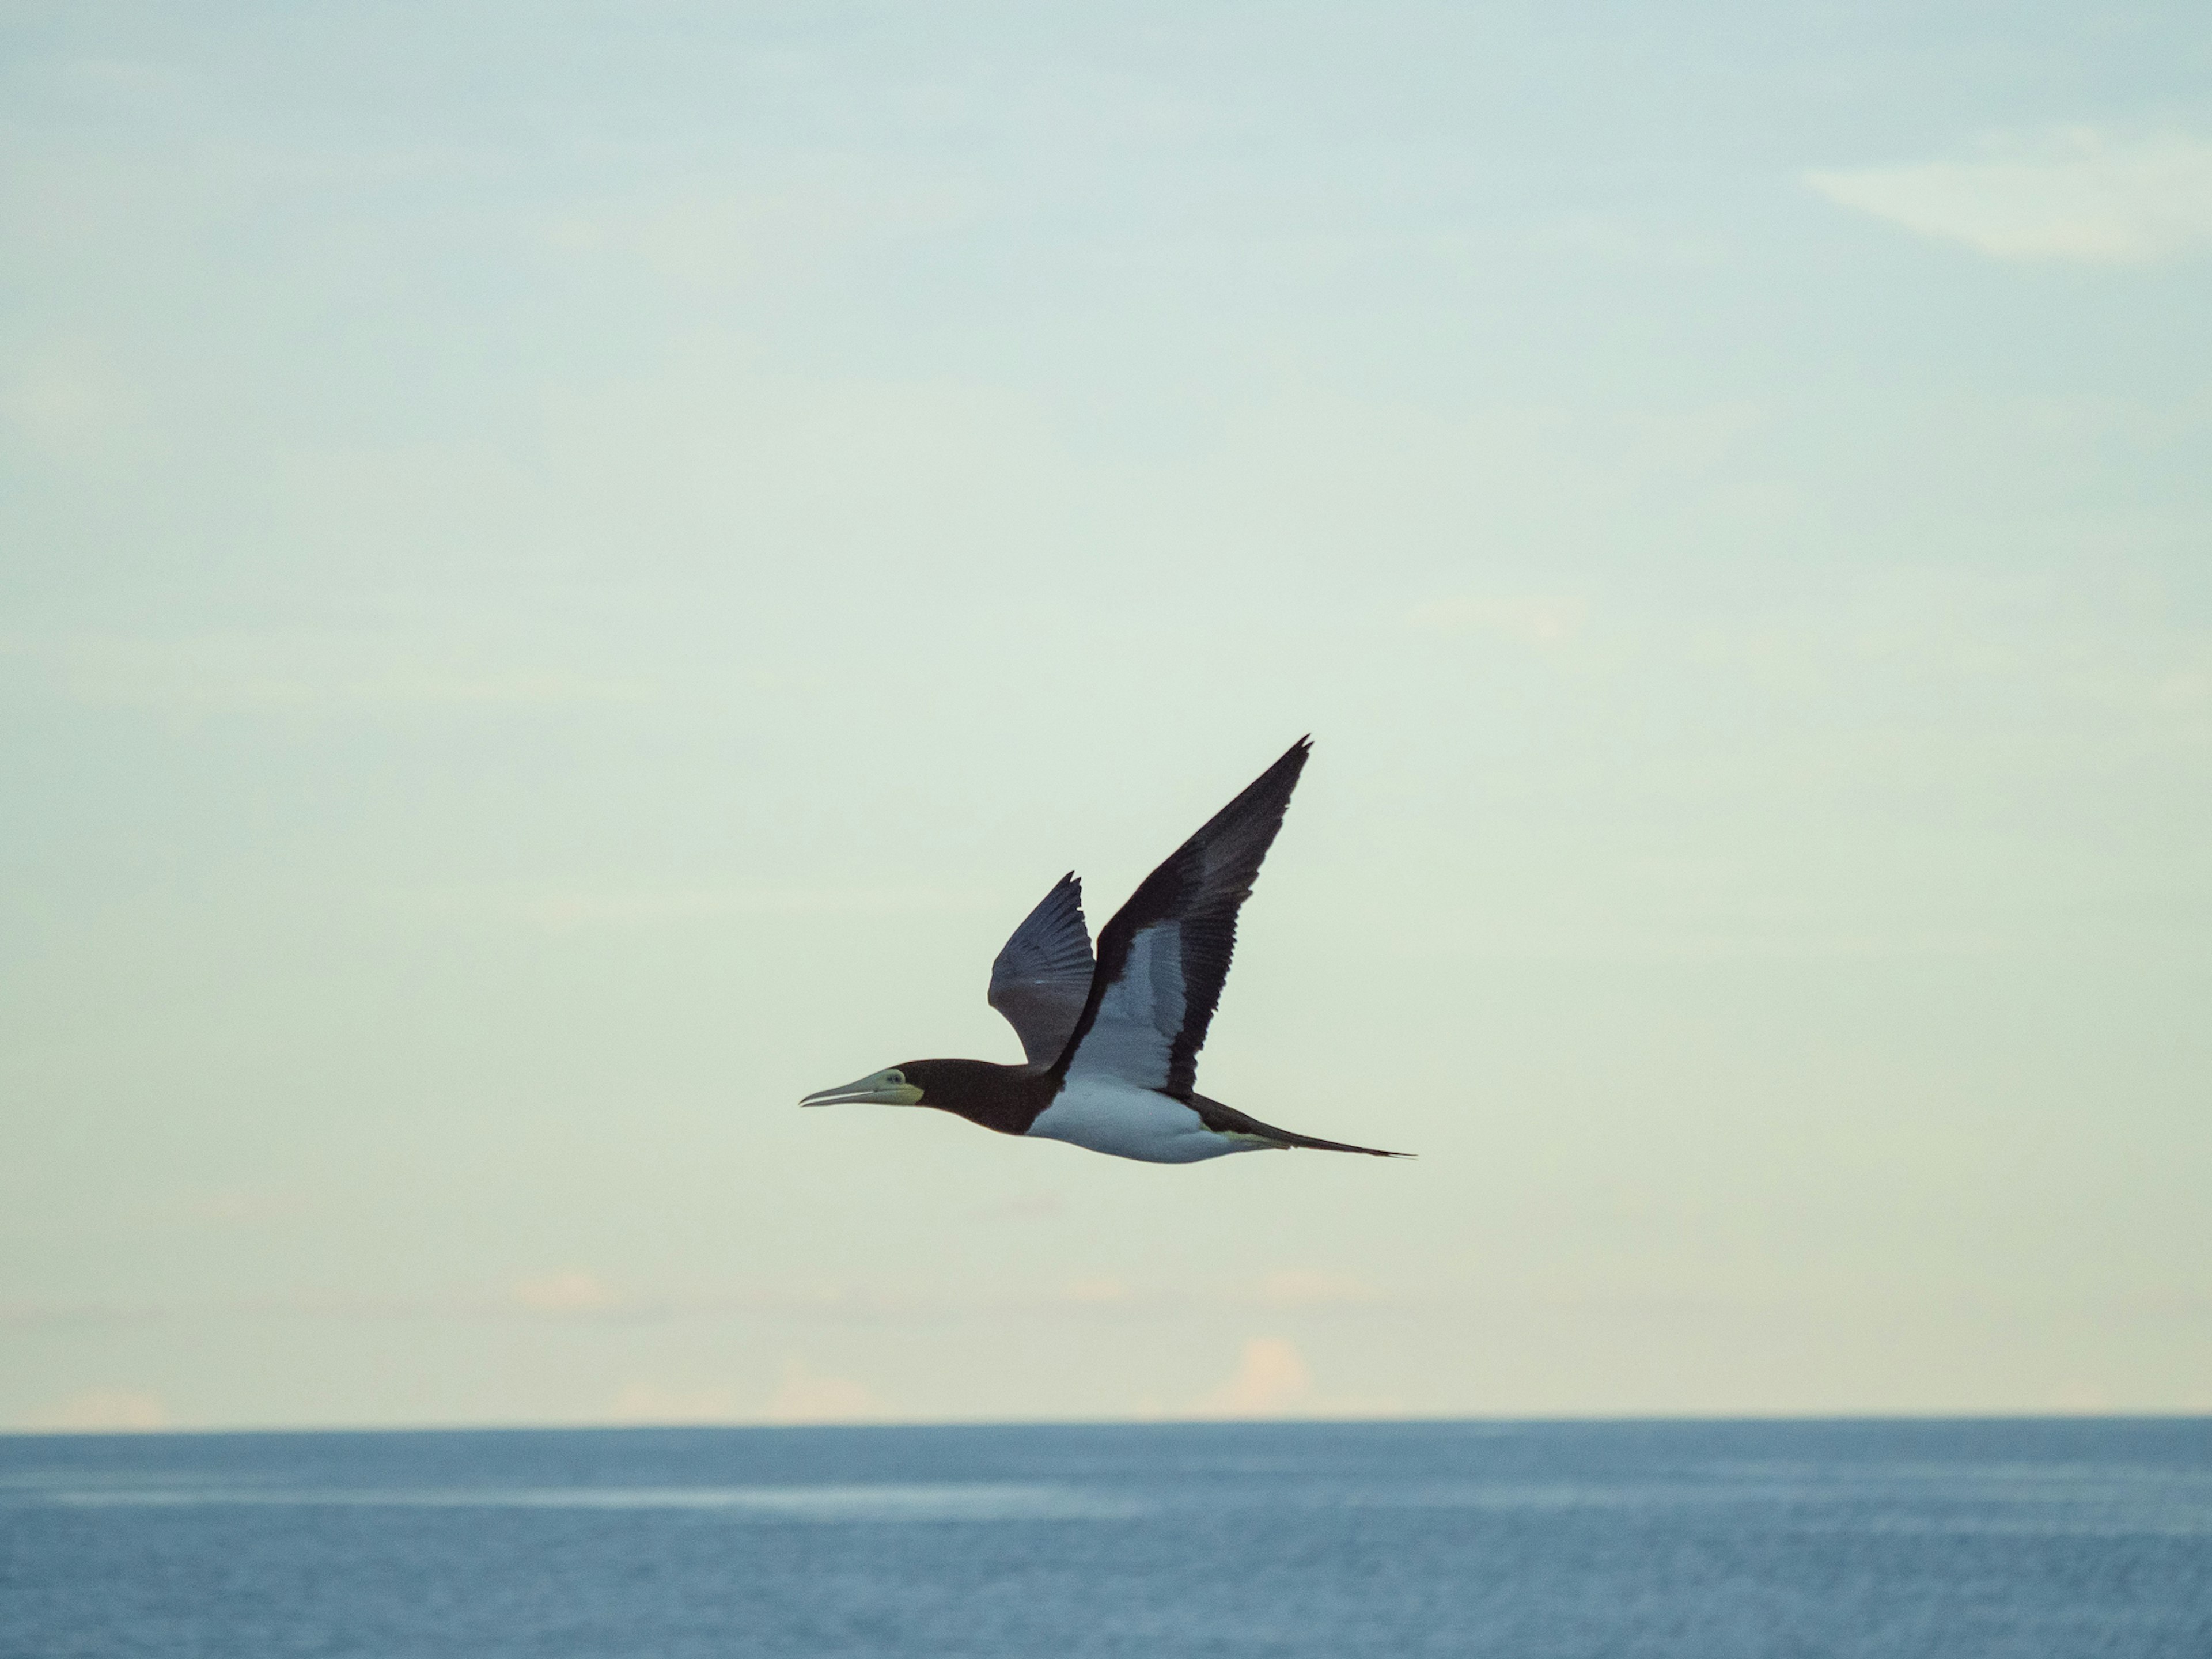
[916,1059,1061,1138]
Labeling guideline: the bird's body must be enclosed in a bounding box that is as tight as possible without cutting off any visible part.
[1029,1076,1255,1164]
[801,739,1407,1164]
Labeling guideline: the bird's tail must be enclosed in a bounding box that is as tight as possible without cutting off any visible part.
[1190,1094,1412,1158]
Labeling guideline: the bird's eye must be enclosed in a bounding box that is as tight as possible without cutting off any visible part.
[887,1071,902,1084]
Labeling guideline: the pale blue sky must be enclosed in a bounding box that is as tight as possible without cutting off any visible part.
[4,3,2209,1429]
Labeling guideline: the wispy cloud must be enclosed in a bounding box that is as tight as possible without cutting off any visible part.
[1257,1271,1381,1309]
[1060,1276,1132,1305]
[603,1368,884,1426]
[513,1271,619,1314]
[1191,1338,1313,1418]
[18,1388,171,1432]
[606,1381,744,1425]
[0,1273,1421,1328]
[1178,1338,1410,1422]
[603,1362,887,1426]
[1808,127,2212,264]
[763,1359,887,1425]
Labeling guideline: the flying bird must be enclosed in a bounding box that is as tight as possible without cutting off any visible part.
[801,739,1407,1164]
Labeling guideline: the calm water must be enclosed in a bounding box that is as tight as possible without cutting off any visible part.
[4,1419,2209,1657]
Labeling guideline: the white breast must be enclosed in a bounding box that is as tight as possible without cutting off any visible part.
[1027,1077,1260,1165]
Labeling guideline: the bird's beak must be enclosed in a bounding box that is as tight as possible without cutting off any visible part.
[799,1071,925,1108]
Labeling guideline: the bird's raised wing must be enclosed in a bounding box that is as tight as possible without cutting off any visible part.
[987,872,1096,1070]
[1053,738,1310,1098]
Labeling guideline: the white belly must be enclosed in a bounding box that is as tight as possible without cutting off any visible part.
[1027,1077,1262,1164]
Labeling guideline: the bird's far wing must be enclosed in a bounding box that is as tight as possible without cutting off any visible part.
[1053,738,1310,1098]
[987,872,1096,1070]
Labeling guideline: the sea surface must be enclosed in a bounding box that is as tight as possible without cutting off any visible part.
[3,1418,2209,1657]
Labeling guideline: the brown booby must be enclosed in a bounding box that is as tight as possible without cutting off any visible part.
[800,739,1407,1163]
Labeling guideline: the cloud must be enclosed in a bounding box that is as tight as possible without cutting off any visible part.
[608,1382,743,1425]
[513,1271,619,1313]
[1193,1338,1314,1418]
[1,1273,1424,1328]
[1808,128,2212,264]
[611,1362,887,1427]
[1257,1271,1380,1308]
[2050,1380,2113,1414]
[763,1359,886,1424]
[1061,1276,1131,1305]
[21,1388,171,1432]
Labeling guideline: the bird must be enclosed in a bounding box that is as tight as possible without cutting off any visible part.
[800,738,1408,1164]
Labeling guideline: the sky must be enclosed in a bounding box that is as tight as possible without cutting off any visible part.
[3,1,2209,1432]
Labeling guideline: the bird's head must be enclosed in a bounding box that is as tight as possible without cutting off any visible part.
[798,1064,929,1109]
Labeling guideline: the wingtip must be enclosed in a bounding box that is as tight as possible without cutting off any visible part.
[1259,734,1312,780]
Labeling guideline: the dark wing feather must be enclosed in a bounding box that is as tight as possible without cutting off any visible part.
[987,872,1096,1070]
[1054,738,1310,1097]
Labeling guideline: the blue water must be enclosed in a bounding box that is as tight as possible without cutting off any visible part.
[4,1419,2208,1657]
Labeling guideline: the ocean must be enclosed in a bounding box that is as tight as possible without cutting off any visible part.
[3,1418,2207,1657]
